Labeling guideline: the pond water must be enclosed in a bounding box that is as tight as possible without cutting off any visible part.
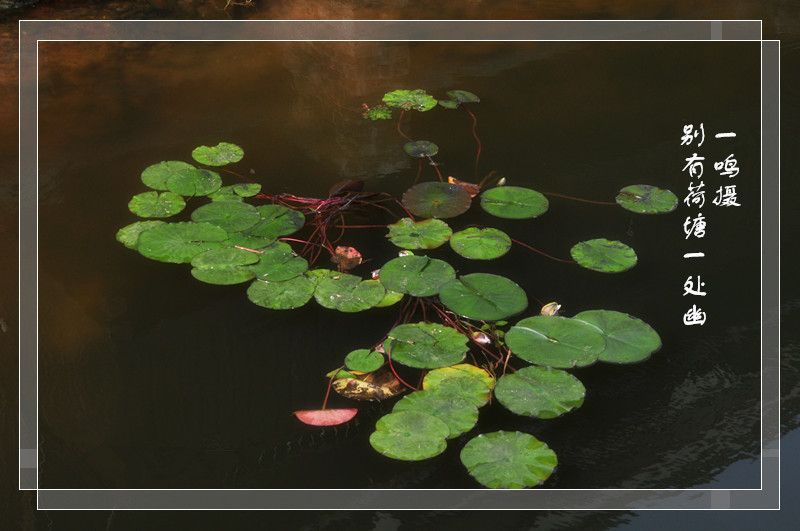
[36,39,764,493]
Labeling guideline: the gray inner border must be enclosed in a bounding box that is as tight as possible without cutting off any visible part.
[19,20,778,510]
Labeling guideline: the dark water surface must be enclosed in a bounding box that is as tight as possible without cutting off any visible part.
[37,38,764,495]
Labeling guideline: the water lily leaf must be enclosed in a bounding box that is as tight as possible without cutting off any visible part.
[166,168,222,197]
[460,431,557,488]
[572,310,662,363]
[386,322,469,369]
[190,247,259,285]
[294,408,358,427]
[116,220,166,249]
[402,182,472,219]
[208,183,262,202]
[423,364,495,407]
[379,255,455,297]
[393,389,479,439]
[345,349,384,373]
[249,248,308,282]
[233,183,261,197]
[137,222,228,263]
[439,273,528,321]
[326,368,358,380]
[190,201,261,233]
[480,186,549,219]
[246,274,316,310]
[449,227,511,260]
[447,90,480,103]
[128,191,186,218]
[505,315,606,368]
[141,160,195,190]
[570,238,637,273]
[615,184,678,214]
[369,410,449,461]
[382,89,438,112]
[314,274,386,312]
[438,99,460,109]
[375,290,404,308]
[191,142,244,166]
[244,204,305,239]
[221,232,276,250]
[386,218,452,250]
[404,140,439,158]
[494,365,585,419]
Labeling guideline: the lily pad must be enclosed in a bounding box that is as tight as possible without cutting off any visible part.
[295,408,358,427]
[249,248,308,282]
[382,89,438,112]
[438,99,460,109]
[375,290,404,308]
[314,274,386,312]
[439,273,528,321]
[460,431,557,488]
[449,227,511,260]
[494,365,586,419]
[386,218,452,250]
[208,183,262,202]
[447,90,480,103]
[166,168,222,197]
[480,186,549,219]
[386,322,469,369]
[128,191,186,218]
[116,220,166,249]
[378,255,455,297]
[221,232,276,250]
[505,315,606,368]
[137,222,228,263]
[244,204,305,239]
[345,349,384,373]
[191,142,244,166]
[570,238,637,273]
[615,184,678,214]
[402,182,472,219]
[190,247,259,285]
[190,201,261,233]
[370,410,449,461]
[404,140,439,158]
[233,182,261,197]
[422,364,495,407]
[141,160,195,190]
[246,275,316,310]
[572,310,662,363]
[393,389,479,439]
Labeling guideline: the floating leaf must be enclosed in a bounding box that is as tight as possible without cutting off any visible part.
[446,90,480,103]
[387,322,469,369]
[494,365,585,419]
[221,232,276,250]
[439,273,528,321]
[369,411,449,460]
[438,99,460,109]
[190,201,261,233]
[460,431,557,488]
[314,274,385,312]
[572,310,662,364]
[141,161,195,190]
[208,183,262,202]
[505,315,605,368]
[233,183,261,197]
[294,408,358,426]
[404,140,439,158]
[393,389,479,439]
[166,168,222,197]
[386,218,452,250]
[190,247,259,285]
[375,290,404,308]
[345,349,384,373]
[570,238,637,273]
[615,184,678,214]
[402,182,472,219]
[382,89,438,112]
[423,364,495,407]
[449,227,511,260]
[480,186,549,219]
[246,275,316,310]
[244,204,305,239]
[128,191,186,218]
[363,105,392,120]
[116,220,166,249]
[249,248,308,282]
[191,142,244,166]
[137,222,228,263]
[379,255,455,297]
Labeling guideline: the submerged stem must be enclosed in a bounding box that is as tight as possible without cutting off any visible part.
[544,191,618,206]
[510,237,575,264]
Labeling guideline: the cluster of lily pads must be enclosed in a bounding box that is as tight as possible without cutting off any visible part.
[117,89,679,489]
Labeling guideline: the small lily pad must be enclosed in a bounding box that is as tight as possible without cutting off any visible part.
[233,182,261,197]
[345,349,384,373]
[393,389,479,439]
[191,142,244,166]
[314,274,386,312]
[446,90,480,103]
[370,410,449,461]
[460,431,557,488]
[386,218,452,250]
[244,205,305,239]
[572,310,662,364]
[449,227,511,260]
[402,182,472,219]
[570,238,637,273]
[386,322,469,369]
[505,315,606,368]
[480,186,549,219]
[379,255,455,297]
[128,191,186,218]
[137,222,228,263]
[438,99,460,109]
[615,184,678,214]
[190,247,259,285]
[382,89,438,112]
[249,248,308,282]
[439,273,528,322]
[191,201,261,233]
[404,140,439,158]
[116,220,166,249]
[495,365,586,419]
[141,161,195,190]
[422,364,495,407]
[166,168,222,197]
[246,275,316,310]
[295,408,358,427]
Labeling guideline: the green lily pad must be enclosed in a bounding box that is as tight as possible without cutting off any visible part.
[393,389,479,439]
[141,161,195,190]
[375,290,404,308]
[233,182,261,197]
[208,183,262,203]
[246,275,316,310]
[404,140,439,158]
[572,310,662,364]
[369,410,449,461]
[386,322,469,369]
[191,142,244,166]
[402,182,472,219]
[116,220,166,249]
[494,365,586,419]
[190,247,259,285]
[505,315,606,368]
[244,204,305,239]
[570,238,637,273]
[378,255,455,297]
[128,191,186,218]
[460,431,557,488]
[249,248,308,282]
[480,186,549,219]
[166,168,222,197]
[446,90,480,103]
[345,349,384,373]
[137,222,228,263]
[449,227,511,260]
[438,99,460,109]
[422,364,495,407]
[615,184,678,214]
[386,218,452,250]
[190,201,261,233]
[221,232,276,250]
[439,273,528,321]
[314,274,386,312]
[382,89,438,112]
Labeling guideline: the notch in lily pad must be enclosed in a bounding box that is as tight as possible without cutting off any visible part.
[404,140,439,158]
[616,184,678,214]
[571,238,637,273]
[191,142,244,166]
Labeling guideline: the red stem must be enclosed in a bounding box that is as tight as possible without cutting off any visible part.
[544,191,618,206]
[464,107,481,178]
[387,348,419,391]
[510,237,575,264]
